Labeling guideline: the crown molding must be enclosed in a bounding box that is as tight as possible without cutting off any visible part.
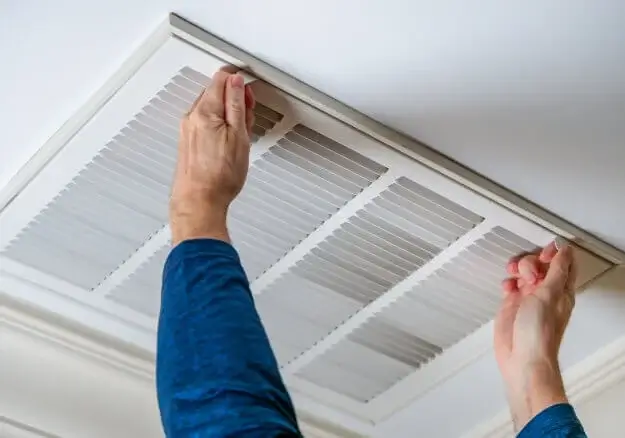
[0,416,61,438]
[0,300,370,438]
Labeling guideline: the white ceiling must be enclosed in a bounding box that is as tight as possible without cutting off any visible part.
[1,1,625,250]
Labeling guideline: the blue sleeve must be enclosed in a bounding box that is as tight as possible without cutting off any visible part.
[518,403,586,438]
[156,239,301,437]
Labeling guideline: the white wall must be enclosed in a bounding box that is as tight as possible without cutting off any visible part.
[577,377,625,437]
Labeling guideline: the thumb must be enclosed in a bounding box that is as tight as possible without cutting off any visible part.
[541,244,573,295]
[225,74,246,131]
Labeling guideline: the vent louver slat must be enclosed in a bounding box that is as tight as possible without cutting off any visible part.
[295,227,534,401]
[109,246,171,317]
[2,67,283,289]
[105,122,385,305]
[255,177,482,367]
[230,125,387,280]
[296,339,416,402]
[255,273,362,365]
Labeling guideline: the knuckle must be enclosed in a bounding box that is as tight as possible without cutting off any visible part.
[229,101,244,114]
[213,70,230,82]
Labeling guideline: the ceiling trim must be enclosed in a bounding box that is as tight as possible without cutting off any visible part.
[0,302,372,437]
[0,302,154,380]
[462,334,625,438]
[0,415,61,438]
[0,257,157,350]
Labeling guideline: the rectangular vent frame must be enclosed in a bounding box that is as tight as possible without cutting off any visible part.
[0,13,621,434]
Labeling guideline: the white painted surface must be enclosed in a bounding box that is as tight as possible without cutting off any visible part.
[577,376,625,437]
[1,1,625,249]
[0,305,363,438]
[0,320,162,438]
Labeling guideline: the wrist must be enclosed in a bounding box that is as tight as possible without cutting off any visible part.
[169,200,230,246]
[503,359,568,431]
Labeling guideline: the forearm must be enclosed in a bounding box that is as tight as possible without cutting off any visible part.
[505,362,586,437]
[156,239,300,437]
[505,361,568,430]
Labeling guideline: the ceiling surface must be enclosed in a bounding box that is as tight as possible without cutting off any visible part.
[1,1,625,250]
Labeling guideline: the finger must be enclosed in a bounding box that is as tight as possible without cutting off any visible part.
[502,277,518,294]
[518,254,540,284]
[197,70,230,118]
[539,241,558,263]
[506,255,521,276]
[225,74,246,130]
[245,85,256,136]
[245,111,255,139]
[542,244,574,292]
[219,65,240,75]
[517,277,528,291]
[245,84,256,109]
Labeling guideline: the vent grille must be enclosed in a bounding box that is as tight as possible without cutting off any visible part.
[0,34,614,429]
[255,273,363,365]
[230,126,387,280]
[109,246,171,317]
[255,178,482,365]
[2,67,282,289]
[295,227,535,401]
[289,178,482,304]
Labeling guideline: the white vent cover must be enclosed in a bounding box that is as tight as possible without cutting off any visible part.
[0,15,615,432]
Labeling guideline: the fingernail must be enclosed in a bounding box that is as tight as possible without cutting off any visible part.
[231,74,244,88]
[555,237,568,251]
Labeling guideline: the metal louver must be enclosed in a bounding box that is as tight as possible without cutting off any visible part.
[294,227,536,402]
[0,15,616,433]
[230,125,387,281]
[3,66,282,290]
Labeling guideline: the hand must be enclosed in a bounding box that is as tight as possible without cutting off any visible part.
[494,241,577,431]
[170,71,256,246]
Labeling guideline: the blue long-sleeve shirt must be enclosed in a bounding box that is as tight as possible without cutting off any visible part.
[156,239,587,437]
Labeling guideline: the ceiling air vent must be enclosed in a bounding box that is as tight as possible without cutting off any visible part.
[0,13,619,434]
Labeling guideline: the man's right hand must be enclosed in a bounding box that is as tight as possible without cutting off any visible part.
[494,241,577,431]
[169,70,256,246]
